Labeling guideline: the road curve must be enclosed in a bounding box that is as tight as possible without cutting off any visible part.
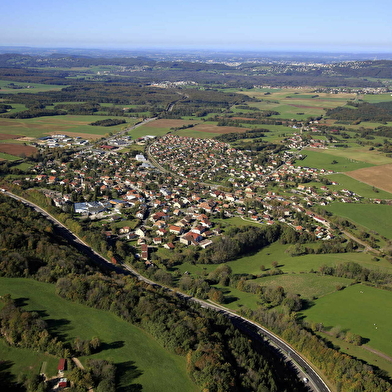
[3,190,331,392]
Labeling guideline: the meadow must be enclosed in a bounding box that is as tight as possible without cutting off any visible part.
[298,149,373,172]
[0,278,197,392]
[301,284,392,357]
[0,115,139,140]
[324,202,392,238]
[0,80,66,94]
[325,173,392,199]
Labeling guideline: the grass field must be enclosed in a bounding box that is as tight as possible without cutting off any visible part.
[0,339,59,381]
[325,202,392,238]
[301,284,392,357]
[253,273,354,299]
[173,241,392,280]
[325,173,392,199]
[298,149,373,172]
[0,152,21,161]
[314,146,392,165]
[0,80,66,94]
[0,278,197,392]
[0,116,138,140]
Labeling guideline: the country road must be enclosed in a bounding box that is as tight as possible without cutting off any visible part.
[3,190,331,392]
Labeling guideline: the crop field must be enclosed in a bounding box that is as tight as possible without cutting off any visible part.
[297,149,373,172]
[323,173,392,199]
[301,284,392,357]
[0,116,137,140]
[129,119,198,139]
[325,202,392,238]
[0,278,196,392]
[346,163,392,194]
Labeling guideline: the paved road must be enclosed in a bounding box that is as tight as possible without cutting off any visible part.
[3,190,331,392]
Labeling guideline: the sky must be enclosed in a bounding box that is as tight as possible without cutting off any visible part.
[1,0,391,53]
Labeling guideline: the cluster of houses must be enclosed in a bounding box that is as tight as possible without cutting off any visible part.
[17,132,370,262]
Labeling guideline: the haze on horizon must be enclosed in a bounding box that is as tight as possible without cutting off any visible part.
[1,0,391,53]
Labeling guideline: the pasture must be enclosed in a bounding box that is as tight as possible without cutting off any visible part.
[0,115,137,140]
[301,284,392,357]
[0,80,66,94]
[298,149,373,172]
[0,278,197,392]
[325,202,392,238]
[325,173,392,199]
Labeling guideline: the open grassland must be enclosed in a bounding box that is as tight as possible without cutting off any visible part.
[0,278,197,392]
[0,115,137,140]
[253,273,354,300]
[0,80,66,94]
[323,173,392,199]
[298,149,373,172]
[346,164,392,194]
[0,339,59,380]
[0,152,21,161]
[173,241,392,279]
[361,93,392,103]
[310,146,392,165]
[325,202,392,238]
[315,331,392,377]
[301,284,392,357]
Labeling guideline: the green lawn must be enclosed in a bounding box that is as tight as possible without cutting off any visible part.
[0,278,197,392]
[325,202,392,238]
[301,284,392,357]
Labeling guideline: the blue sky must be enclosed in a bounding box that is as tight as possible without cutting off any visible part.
[1,0,391,52]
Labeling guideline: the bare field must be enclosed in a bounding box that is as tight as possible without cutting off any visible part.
[346,164,392,194]
[0,133,21,140]
[142,119,199,128]
[45,131,103,140]
[192,124,249,134]
[0,144,37,157]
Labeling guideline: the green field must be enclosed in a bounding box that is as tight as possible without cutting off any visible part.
[298,149,373,172]
[173,241,392,280]
[254,273,354,300]
[0,116,138,139]
[325,173,392,199]
[314,146,392,165]
[0,278,197,392]
[0,80,66,94]
[325,202,392,238]
[301,284,392,357]
[0,152,21,161]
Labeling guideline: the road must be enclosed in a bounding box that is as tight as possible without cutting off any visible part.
[3,190,331,392]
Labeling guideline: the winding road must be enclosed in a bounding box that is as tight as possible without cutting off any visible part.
[3,190,331,392]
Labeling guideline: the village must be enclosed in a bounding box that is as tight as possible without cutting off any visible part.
[16,131,368,264]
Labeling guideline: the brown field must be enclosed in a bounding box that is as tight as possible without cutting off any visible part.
[143,119,199,128]
[346,164,392,193]
[0,133,21,140]
[0,144,37,157]
[45,131,103,140]
[290,104,323,109]
[192,124,250,134]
